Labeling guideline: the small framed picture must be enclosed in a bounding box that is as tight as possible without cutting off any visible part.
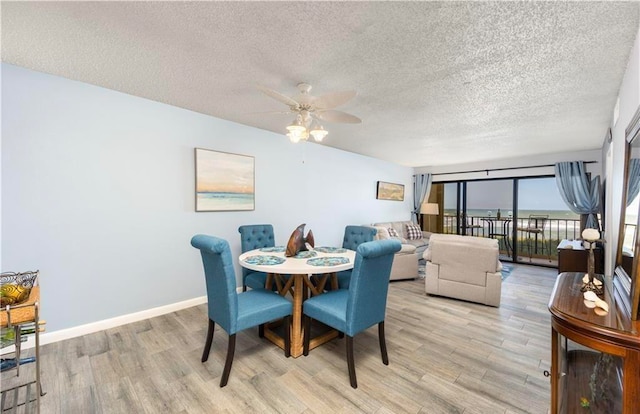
[376,181,404,201]
[195,148,255,212]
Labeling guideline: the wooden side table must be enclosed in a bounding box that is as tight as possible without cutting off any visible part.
[557,239,604,274]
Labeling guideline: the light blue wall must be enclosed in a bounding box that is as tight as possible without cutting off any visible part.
[1,63,413,332]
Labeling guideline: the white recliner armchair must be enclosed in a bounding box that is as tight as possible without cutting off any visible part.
[423,234,502,307]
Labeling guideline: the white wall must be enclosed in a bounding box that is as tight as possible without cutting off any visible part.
[1,64,413,334]
[607,27,640,275]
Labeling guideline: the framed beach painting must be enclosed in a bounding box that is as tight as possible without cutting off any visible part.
[376,181,404,201]
[195,148,255,212]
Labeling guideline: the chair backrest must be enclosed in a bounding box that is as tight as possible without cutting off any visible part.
[342,225,377,251]
[238,224,275,277]
[527,215,548,230]
[190,235,239,334]
[426,233,500,275]
[465,215,481,228]
[345,239,401,336]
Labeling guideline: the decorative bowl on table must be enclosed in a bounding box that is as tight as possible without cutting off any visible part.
[0,271,39,307]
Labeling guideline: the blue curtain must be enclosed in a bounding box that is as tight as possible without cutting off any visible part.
[412,174,432,224]
[554,161,601,229]
[626,158,640,206]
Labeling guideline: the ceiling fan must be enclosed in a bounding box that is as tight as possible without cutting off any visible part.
[257,83,361,143]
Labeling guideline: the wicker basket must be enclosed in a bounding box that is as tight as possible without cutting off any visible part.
[1,271,40,327]
[1,271,39,289]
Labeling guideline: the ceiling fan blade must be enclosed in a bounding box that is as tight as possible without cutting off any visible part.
[249,110,294,115]
[314,90,357,110]
[256,85,299,108]
[315,110,362,124]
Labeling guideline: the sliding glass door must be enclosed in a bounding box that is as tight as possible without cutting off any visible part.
[466,180,514,260]
[443,182,459,235]
[439,175,580,267]
[516,177,579,265]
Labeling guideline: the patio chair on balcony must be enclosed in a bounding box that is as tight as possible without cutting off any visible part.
[464,215,482,236]
[517,215,551,262]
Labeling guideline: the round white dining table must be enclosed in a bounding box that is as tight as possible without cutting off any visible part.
[239,247,356,358]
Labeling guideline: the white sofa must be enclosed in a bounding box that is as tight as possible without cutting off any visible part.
[373,221,431,257]
[371,221,432,280]
[423,233,502,307]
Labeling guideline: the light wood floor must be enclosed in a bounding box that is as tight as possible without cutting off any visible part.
[3,264,556,413]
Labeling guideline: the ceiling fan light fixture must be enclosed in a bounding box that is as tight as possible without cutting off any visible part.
[286,115,318,143]
[286,117,306,134]
[287,132,301,143]
[310,124,328,142]
[258,83,359,144]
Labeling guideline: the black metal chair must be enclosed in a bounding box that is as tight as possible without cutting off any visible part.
[464,215,482,236]
[481,217,512,257]
[517,215,551,262]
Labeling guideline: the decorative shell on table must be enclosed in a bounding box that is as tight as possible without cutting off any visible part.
[583,291,609,315]
[581,228,600,242]
[582,274,602,287]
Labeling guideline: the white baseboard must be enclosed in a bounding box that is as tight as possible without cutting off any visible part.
[12,295,208,351]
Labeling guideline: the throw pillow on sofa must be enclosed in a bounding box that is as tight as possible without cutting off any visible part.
[405,224,422,240]
[388,227,399,238]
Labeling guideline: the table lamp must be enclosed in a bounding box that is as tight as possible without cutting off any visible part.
[421,202,439,232]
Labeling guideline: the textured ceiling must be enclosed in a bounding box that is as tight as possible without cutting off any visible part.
[2,2,639,167]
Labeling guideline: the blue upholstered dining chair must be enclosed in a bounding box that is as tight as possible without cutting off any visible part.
[303,239,401,388]
[238,224,276,291]
[337,225,378,289]
[190,234,292,387]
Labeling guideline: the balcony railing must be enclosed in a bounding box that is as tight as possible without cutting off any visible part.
[442,215,582,261]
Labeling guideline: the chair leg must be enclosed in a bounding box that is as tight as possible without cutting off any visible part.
[346,335,357,389]
[201,319,215,363]
[378,322,389,365]
[220,334,236,387]
[283,316,291,358]
[543,233,551,262]
[303,315,311,356]
[259,324,265,338]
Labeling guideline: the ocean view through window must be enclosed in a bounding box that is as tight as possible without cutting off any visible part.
[440,177,581,266]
